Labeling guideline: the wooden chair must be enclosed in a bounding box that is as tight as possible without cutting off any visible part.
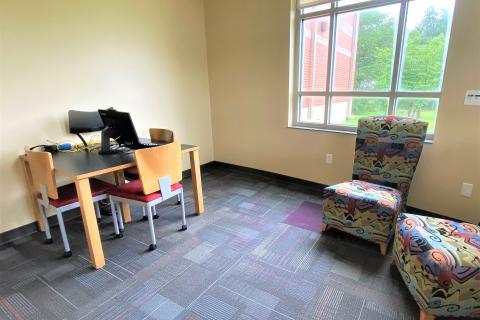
[107,141,187,250]
[124,128,175,180]
[123,128,177,220]
[149,128,175,144]
[25,148,116,257]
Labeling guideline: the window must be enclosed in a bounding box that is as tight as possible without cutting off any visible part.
[293,0,455,139]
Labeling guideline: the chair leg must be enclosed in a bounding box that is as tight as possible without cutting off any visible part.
[177,194,181,205]
[94,201,101,223]
[419,310,435,320]
[152,205,159,219]
[109,199,122,239]
[40,204,53,244]
[142,206,147,221]
[180,191,187,231]
[56,210,72,257]
[116,203,124,232]
[146,206,157,251]
[379,243,387,256]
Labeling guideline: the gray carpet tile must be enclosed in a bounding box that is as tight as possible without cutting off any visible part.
[0,166,431,319]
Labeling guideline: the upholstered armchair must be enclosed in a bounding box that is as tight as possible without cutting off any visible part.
[321,116,428,255]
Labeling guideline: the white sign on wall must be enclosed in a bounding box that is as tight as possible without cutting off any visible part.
[464,90,480,106]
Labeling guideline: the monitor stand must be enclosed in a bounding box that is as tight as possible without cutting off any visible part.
[99,126,119,154]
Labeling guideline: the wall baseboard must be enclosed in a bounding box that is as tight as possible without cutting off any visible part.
[1,160,461,245]
[208,161,328,191]
[0,209,81,246]
[182,160,219,178]
[210,161,461,222]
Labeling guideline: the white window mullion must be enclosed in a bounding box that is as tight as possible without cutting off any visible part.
[389,0,409,116]
[395,92,441,98]
[324,8,336,125]
[295,13,305,124]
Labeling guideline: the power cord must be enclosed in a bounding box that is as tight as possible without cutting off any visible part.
[44,135,132,154]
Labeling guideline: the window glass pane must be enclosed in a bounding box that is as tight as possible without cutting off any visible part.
[302,3,331,14]
[337,0,371,7]
[333,4,400,91]
[300,16,330,91]
[299,96,326,123]
[399,0,455,92]
[395,98,438,132]
[299,0,330,10]
[329,97,388,126]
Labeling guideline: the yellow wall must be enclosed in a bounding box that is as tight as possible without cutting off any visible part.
[0,0,214,233]
[204,0,480,223]
[1,0,479,234]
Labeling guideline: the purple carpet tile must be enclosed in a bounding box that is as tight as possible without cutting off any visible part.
[283,201,323,233]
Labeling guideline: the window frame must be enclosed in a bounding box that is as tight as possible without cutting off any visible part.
[291,0,453,140]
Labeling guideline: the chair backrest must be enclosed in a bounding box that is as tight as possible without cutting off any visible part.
[24,147,59,199]
[135,141,182,195]
[149,128,175,143]
[352,116,428,202]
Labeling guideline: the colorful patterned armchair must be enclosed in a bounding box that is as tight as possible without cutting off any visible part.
[321,116,428,255]
[393,213,480,319]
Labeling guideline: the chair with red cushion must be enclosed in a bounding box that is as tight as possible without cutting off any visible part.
[124,166,140,181]
[123,128,178,221]
[25,148,118,257]
[107,141,187,251]
[124,128,175,180]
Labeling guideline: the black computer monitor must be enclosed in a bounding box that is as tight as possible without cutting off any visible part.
[68,110,104,148]
[98,108,141,153]
[69,110,104,133]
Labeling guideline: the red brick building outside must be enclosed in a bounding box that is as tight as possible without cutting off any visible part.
[301,13,359,124]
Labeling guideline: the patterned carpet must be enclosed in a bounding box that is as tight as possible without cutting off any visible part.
[0,164,427,319]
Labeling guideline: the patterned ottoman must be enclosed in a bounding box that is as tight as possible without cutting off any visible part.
[393,213,480,319]
[322,180,402,255]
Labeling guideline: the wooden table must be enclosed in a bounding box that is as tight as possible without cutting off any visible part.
[21,143,204,269]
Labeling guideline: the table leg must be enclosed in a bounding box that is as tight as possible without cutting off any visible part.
[21,158,45,231]
[189,149,204,214]
[114,171,132,223]
[75,178,105,269]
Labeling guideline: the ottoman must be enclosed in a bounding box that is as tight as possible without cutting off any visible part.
[393,213,480,319]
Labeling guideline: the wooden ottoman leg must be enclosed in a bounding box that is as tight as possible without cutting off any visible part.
[379,242,387,256]
[321,223,328,232]
[419,310,434,320]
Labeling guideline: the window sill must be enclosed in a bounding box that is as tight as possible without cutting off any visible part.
[287,125,434,144]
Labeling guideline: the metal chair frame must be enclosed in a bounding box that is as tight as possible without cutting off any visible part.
[109,176,186,251]
[37,184,110,257]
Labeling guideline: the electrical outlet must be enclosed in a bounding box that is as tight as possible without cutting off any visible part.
[325,153,333,164]
[461,183,473,198]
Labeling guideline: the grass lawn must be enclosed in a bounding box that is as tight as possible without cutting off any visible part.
[343,110,436,132]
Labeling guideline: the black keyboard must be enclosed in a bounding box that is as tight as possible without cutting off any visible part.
[132,142,159,149]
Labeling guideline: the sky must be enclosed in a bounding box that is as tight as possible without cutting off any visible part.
[405,0,455,30]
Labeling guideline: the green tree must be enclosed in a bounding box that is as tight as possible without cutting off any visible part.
[354,10,395,92]
[401,6,448,91]
[351,10,396,116]
[401,31,445,91]
[349,6,448,129]
[417,6,448,43]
